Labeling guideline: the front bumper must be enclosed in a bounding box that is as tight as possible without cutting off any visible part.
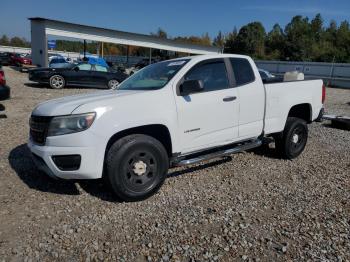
[28,139,103,180]
[28,72,49,83]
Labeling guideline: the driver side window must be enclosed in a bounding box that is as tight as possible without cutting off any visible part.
[184,60,229,92]
[77,64,92,71]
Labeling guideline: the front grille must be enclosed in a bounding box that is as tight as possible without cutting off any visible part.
[30,115,52,145]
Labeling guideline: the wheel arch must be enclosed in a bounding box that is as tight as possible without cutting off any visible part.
[287,103,312,123]
[105,124,173,158]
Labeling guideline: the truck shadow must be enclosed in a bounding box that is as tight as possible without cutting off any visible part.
[78,159,235,202]
[249,143,282,159]
[9,144,130,202]
[9,144,80,195]
[9,144,280,202]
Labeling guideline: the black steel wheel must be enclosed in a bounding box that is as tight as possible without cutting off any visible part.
[275,117,308,159]
[123,150,159,192]
[106,134,168,201]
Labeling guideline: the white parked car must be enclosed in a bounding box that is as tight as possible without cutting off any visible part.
[28,54,325,201]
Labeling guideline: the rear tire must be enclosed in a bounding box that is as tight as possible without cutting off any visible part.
[274,117,308,159]
[106,134,169,201]
[49,75,65,89]
[107,79,119,90]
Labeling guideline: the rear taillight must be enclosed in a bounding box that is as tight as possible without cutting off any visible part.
[322,84,326,104]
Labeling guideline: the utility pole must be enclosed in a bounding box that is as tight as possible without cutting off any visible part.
[83,40,87,60]
[149,48,152,64]
[126,45,129,66]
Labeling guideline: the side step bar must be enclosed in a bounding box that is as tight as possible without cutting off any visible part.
[172,139,262,167]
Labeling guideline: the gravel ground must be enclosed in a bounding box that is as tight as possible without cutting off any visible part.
[0,66,349,262]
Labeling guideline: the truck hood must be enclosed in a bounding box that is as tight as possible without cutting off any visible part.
[32,90,141,116]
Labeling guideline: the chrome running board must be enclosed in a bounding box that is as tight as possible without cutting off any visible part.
[172,139,262,167]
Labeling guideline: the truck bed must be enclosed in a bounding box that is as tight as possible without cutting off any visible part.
[263,79,324,135]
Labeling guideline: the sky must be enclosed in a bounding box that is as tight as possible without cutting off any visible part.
[0,0,349,41]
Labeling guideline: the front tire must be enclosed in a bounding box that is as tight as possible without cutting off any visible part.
[106,134,169,201]
[274,117,308,159]
[49,75,65,89]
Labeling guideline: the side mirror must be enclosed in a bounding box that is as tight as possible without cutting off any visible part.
[73,67,79,72]
[180,79,204,96]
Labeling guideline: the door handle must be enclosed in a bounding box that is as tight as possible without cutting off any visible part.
[223,96,237,102]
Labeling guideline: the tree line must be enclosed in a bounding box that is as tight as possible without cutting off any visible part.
[0,35,30,48]
[219,14,350,63]
[1,14,349,63]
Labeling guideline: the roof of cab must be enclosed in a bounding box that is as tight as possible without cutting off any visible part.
[169,53,252,62]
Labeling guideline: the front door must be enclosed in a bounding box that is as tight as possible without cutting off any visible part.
[91,64,109,87]
[174,59,239,154]
[65,63,92,86]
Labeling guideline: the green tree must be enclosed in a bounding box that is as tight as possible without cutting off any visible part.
[0,35,10,46]
[234,22,266,58]
[284,16,313,61]
[223,27,237,53]
[213,31,225,51]
[265,23,285,60]
[311,13,323,41]
[335,21,350,62]
[9,36,29,47]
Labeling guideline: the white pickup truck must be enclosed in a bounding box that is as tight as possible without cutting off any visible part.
[28,54,325,201]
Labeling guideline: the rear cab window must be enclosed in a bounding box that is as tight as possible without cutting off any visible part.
[229,58,255,86]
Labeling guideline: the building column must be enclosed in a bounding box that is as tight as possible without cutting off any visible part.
[30,19,48,67]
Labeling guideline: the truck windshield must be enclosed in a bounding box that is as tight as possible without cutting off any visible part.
[118,59,190,90]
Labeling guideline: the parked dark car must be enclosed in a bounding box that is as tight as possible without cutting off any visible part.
[28,63,128,89]
[0,67,10,101]
[0,52,14,66]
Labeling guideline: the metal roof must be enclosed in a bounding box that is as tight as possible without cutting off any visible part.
[29,17,220,54]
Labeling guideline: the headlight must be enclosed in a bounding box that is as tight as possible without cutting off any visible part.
[47,113,96,137]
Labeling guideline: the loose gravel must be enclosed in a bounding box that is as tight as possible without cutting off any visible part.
[0,67,349,261]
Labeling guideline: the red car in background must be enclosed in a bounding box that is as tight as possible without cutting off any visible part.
[11,53,32,66]
[0,67,5,86]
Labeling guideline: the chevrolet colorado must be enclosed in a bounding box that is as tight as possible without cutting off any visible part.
[28,54,325,201]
